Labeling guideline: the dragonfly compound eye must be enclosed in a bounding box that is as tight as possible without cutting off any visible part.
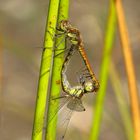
[84,81,94,92]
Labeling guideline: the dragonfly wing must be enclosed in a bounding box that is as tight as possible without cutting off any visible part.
[67,98,85,112]
[57,106,73,140]
[47,95,71,124]
[57,98,85,139]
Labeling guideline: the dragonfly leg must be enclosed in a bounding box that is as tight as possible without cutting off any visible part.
[47,25,67,39]
[43,30,67,53]
[55,35,66,50]
[47,29,65,41]
[82,72,93,80]
[76,66,89,84]
[51,94,69,100]
[78,74,85,85]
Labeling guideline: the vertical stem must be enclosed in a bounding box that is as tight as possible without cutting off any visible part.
[32,0,60,140]
[109,62,134,140]
[89,1,117,139]
[45,0,69,140]
[0,35,2,94]
[115,0,140,140]
[0,35,3,132]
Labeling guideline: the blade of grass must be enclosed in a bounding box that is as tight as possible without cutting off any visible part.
[109,62,134,140]
[32,0,60,140]
[0,35,3,131]
[0,35,2,92]
[45,0,69,140]
[115,0,140,140]
[89,1,117,139]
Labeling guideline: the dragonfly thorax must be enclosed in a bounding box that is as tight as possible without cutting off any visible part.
[67,32,78,45]
[59,20,80,45]
[67,85,84,98]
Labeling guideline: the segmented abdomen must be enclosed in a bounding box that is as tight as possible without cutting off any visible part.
[61,45,75,93]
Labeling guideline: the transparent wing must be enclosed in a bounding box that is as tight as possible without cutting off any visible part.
[34,94,71,135]
[67,98,85,112]
[57,106,73,140]
[56,98,85,140]
[47,94,71,124]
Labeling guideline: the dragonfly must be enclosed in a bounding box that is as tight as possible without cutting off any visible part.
[45,20,100,139]
[57,20,100,91]
[35,20,100,91]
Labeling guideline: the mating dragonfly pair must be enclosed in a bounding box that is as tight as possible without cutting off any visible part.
[47,20,100,139]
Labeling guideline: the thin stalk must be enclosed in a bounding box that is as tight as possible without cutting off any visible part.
[89,1,117,139]
[45,0,69,140]
[0,35,2,93]
[32,0,60,140]
[115,0,140,140]
[109,62,134,140]
[0,35,3,131]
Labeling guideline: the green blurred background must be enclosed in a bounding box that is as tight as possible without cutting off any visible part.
[0,0,140,140]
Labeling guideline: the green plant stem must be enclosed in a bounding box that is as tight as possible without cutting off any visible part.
[45,0,69,140]
[109,62,134,140]
[89,1,117,140]
[32,0,60,140]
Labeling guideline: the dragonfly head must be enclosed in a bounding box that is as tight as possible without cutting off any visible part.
[84,80,100,93]
[83,81,94,93]
[59,20,72,31]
